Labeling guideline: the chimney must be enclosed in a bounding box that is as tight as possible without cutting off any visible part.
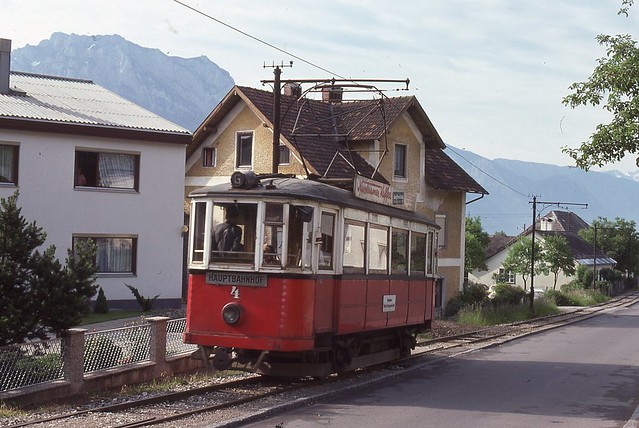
[283,82,302,98]
[322,86,343,103]
[0,38,11,94]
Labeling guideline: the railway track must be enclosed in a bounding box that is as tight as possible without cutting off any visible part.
[6,293,638,428]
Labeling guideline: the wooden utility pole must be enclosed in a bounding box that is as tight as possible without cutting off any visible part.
[264,61,293,174]
[529,199,588,312]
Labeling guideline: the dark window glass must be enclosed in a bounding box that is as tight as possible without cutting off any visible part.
[236,132,253,167]
[203,147,216,167]
[279,144,290,164]
[0,144,18,185]
[394,144,406,178]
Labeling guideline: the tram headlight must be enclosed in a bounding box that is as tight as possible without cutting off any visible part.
[221,303,242,325]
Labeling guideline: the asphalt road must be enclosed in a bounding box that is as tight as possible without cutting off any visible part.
[243,303,639,428]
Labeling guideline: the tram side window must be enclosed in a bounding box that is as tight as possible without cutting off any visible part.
[368,225,388,273]
[427,231,435,274]
[319,212,335,270]
[191,201,206,263]
[287,205,313,269]
[344,221,366,273]
[211,202,257,263]
[263,203,283,266]
[410,232,426,275]
[391,229,408,274]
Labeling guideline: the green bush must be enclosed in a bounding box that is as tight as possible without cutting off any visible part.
[544,289,573,306]
[491,283,526,306]
[445,282,489,317]
[84,336,123,372]
[94,287,109,314]
[14,353,62,385]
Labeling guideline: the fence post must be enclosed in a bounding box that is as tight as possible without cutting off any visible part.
[147,317,169,377]
[62,328,87,393]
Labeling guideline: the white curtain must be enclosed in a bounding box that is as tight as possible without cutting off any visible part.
[96,238,133,272]
[0,146,14,182]
[99,153,135,188]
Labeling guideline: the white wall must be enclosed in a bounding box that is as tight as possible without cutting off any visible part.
[0,129,186,303]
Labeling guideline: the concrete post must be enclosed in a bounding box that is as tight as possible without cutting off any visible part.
[147,317,169,376]
[62,328,87,393]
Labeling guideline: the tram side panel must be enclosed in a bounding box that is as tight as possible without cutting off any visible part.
[335,278,367,334]
[387,279,410,327]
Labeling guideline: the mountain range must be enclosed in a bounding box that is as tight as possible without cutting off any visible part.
[10,32,234,131]
[10,33,639,235]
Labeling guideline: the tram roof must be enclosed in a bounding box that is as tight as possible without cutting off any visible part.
[190,176,439,228]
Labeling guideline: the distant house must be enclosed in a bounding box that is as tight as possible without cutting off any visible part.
[0,39,191,308]
[469,211,616,291]
[185,83,486,312]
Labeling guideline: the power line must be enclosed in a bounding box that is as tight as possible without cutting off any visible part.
[446,146,529,198]
[172,0,347,79]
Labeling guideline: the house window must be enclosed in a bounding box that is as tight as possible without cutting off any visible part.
[499,267,515,284]
[202,147,216,167]
[236,132,253,168]
[279,144,290,165]
[435,213,447,247]
[75,150,139,190]
[74,236,137,274]
[0,144,18,185]
[394,144,407,178]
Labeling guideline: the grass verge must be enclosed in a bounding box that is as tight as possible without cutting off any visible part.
[80,310,144,326]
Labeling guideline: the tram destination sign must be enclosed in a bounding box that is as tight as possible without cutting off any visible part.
[206,272,267,287]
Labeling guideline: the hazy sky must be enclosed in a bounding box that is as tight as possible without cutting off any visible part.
[5,0,639,172]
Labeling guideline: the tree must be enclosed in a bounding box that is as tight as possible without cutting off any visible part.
[0,191,98,346]
[578,216,639,275]
[542,235,576,289]
[465,216,490,273]
[562,1,639,170]
[502,236,547,291]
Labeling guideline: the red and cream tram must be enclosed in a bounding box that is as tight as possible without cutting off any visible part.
[184,172,439,376]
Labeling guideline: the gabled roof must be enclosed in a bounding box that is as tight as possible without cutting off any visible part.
[424,148,488,194]
[536,210,589,232]
[191,85,475,184]
[0,72,191,143]
[486,211,615,265]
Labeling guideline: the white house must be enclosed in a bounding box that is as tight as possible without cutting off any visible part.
[0,39,191,308]
[469,211,616,291]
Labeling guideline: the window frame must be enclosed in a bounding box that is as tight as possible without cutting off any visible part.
[393,143,407,179]
[0,143,19,186]
[235,131,254,168]
[74,149,140,191]
[202,147,216,167]
[279,143,291,165]
[73,235,138,275]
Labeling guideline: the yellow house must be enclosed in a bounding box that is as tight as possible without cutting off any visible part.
[185,84,486,313]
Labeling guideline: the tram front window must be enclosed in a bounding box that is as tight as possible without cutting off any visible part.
[211,202,257,263]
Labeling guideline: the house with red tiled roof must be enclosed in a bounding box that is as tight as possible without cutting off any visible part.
[469,211,616,291]
[185,83,487,311]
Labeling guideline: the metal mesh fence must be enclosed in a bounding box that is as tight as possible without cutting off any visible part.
[0,316,196,392]
[0,339,63,392]
[166,318,197,357]
[84,324,151,373]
